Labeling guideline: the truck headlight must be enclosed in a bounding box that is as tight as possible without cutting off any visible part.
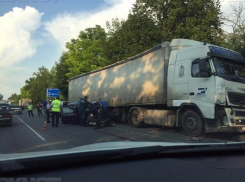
[230,108,234,115]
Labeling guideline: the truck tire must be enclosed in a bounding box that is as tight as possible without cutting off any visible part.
[181,110,204,137]
[129,109,143,128]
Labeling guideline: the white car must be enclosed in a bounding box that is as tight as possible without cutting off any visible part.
[10,105,22,115]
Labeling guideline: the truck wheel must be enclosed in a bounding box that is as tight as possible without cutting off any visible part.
[181,110,204,137]
[129,109,143,128]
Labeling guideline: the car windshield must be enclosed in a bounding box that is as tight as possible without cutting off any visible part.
[2,0,245,174]
[62,106,73,113]
[0,104,10,111]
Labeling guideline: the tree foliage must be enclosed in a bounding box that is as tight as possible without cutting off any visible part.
[65,25,108,78]
[8,93,21,104]
[53,52,69,99]
[222,3,245,57]
[105,2,163,63]
[20,67,54,104]
[138,0,224,45]
[0,94,3,100]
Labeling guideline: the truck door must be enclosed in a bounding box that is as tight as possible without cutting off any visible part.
[188,58,215,118]
[173,61,189,101]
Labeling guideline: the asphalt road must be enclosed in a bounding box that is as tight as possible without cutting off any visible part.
[1,110,245,154]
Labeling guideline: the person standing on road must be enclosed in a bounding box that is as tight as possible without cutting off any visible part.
[78,96,90,126]
[99,98,108,121]
[46,100,51,123]
[27,103,34,117]
[42,98,47,120]
[91,100,99,120]
[50,97,62,127]
[37,103,43,117]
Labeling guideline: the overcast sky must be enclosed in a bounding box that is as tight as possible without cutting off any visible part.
[0,0,243,100]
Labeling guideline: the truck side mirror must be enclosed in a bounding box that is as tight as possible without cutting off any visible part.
[199,59,210,77]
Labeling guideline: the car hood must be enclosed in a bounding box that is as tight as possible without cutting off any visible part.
[0,141,241,161]
[2,141,245,173]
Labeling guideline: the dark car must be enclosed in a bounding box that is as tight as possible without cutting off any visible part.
[69,101,79,111]
[10,105,22,114]
[60,104,79,124]
[0,103,13,126]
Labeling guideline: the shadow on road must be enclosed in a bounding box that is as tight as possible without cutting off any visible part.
[206,132,245,142]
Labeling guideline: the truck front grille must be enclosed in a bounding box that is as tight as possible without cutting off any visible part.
[228,92,245,106]
[235,120,245,125]
[235,111,245,117]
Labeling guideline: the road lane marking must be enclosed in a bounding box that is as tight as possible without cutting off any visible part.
[15,115,46,141]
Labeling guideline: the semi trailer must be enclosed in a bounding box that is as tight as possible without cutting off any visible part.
[69,39,245,136]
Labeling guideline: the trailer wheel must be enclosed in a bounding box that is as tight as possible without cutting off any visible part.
[181,110,204,137]
[129,109,143,128]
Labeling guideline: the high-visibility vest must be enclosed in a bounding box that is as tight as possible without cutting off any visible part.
[27,105,33,110]
[52,100,61,112]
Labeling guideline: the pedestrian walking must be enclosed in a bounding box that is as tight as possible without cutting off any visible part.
[27,103,34,117]
[37,103,43,117]
[42,98,48,122]
[46,100,51,123]
[50,97,62,127]
[78,96,90,126]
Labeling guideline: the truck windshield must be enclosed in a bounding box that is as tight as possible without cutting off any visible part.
[213,58,245,82]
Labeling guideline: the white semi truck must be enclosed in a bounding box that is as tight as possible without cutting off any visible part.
[19,99,32,109]
[68,39,245,136]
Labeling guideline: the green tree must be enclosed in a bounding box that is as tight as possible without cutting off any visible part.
[138,0,224,45]
[105,2,163,63]
[21,67,55,104]
[53,52,69,99]
[65,25,108,78]
[20,87,30,99]
[0,94,3,100]
[222,3,245,57]
[8,93,21,104]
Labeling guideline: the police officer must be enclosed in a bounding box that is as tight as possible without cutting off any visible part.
[99,98,108,121]
[42,98,48,122]
[50,97,62,127]
[46,100,51,123]
[78,96,90,126]
[91,100,99,120]
[27,103,34,117]
[99,98,115,127]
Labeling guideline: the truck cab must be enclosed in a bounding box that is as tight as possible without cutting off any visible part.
[169,39,245,136]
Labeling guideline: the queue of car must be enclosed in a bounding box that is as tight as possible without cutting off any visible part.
[10,105,22,115]
[0,103,13,126]
[0,101,97,127]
